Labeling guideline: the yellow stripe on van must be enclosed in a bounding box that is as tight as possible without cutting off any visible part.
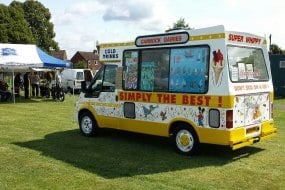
[101,59,121,63]
[99,33,226,48]
[100,42,135,48]
[189,33,226,41]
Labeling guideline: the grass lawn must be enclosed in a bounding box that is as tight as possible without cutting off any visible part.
[0,96,284,190]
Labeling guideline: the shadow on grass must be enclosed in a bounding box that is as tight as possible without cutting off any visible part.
[14,129,264,179]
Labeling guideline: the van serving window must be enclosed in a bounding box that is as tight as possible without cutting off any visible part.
[123,50,139,90]
[169,46,209,93]
[140,49,170,91]
[227,46,269,82]
[123,46,210,93]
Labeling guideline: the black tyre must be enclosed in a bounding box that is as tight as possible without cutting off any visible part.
[79,112,98,137]
[58,91,65,102]
[173,125,199,155]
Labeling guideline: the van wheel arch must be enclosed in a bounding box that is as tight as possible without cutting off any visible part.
[170,121,200,155]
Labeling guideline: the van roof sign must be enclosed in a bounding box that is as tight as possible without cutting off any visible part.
[135,32,189,47]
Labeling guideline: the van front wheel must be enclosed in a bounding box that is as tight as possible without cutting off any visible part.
[173,126,199,155]
[79,112,98,137]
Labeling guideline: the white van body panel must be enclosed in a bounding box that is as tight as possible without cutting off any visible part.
[61,69,93,92]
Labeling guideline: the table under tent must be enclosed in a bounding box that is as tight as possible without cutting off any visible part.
[0,43,72,103]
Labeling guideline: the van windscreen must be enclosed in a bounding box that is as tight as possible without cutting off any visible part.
[227,46,269,82]
[76,72,84,80]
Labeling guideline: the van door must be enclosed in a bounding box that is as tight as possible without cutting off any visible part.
[85,65,119,128]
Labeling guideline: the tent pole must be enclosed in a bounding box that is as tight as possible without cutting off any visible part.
[12,68,15,104]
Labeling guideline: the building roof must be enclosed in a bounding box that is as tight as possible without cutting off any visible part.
[77,51,99,60]
[50,50,67,60]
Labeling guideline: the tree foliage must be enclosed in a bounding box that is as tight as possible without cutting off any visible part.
[74,60,87,69]
[0,0,59,52]
[21,0,59,52]
[0,4,35,43]
[166,18,193,32]
[270,44,283,54]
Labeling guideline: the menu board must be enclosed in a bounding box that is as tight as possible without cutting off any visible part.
[124,51,138,90]
[140,62,155,91]
[169,47,208,93]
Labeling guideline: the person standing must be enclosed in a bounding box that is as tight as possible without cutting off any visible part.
[84,71,93,87]
[56,70,62,87]
[24,72,30,99]
[31,72,40,97]
[0,79,12,101]
[14,73,23,97]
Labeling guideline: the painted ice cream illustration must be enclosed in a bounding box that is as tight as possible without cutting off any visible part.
[253,105,262,120]
[197,107,205,126]
[212,49,224,85]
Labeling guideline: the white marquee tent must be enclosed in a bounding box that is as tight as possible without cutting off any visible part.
[0,43,71,71]
[0,43,72,103]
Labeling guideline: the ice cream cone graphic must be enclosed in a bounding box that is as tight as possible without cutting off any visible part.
[212,49,224,85]
[213,66,223,85]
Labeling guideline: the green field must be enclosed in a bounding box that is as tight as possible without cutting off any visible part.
[0,96,284,190]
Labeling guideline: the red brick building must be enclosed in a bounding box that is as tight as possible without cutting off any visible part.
[70,50,102,71]
[50,50,68,60]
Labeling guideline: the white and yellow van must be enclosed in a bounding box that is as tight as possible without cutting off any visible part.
[75,25,277,155]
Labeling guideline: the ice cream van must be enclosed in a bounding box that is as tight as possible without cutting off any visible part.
[75,25,277,155]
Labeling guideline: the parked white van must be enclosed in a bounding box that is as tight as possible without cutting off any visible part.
[61,69,93,93]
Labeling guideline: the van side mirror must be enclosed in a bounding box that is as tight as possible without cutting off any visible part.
[81,81,86,92]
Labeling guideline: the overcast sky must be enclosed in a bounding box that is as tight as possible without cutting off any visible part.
[2,0,284,59]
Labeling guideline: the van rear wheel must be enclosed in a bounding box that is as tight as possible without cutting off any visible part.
[173,126,199,155]
[79,112,98,137]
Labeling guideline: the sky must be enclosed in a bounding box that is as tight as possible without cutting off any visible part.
[1,0,284,59]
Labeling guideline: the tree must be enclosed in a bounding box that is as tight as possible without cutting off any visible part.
[0,5,9,42]
[74,60,87,69]
[10,0,59,52]
[166,17,193,32]
[0,4,35,44]
[270,44,283,54]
